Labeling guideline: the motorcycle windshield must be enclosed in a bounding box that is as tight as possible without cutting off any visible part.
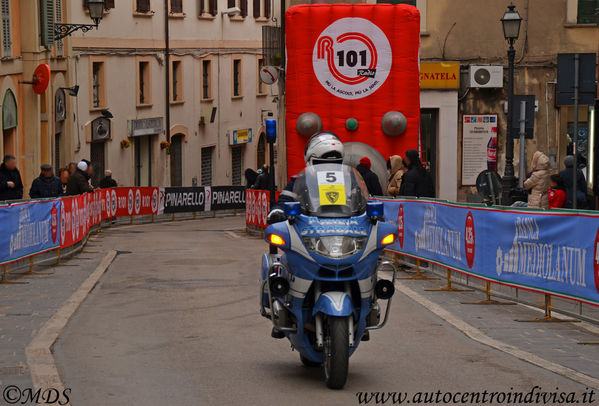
[292,164,369,218]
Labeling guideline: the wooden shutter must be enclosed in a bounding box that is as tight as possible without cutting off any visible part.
[39,0,55,47]
[227,0,235,8]
[209,0,217,15]
[171,0,182,13]
[264,0,270,18]
[137,0,150,13]
[1,0,11,57]
[240,0,247,17]
[55,0,63,55]
[253,0,260,17]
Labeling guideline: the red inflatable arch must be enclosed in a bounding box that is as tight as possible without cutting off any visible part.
[285,4,421,179]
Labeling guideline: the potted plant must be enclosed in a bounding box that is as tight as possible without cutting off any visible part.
[120,139,131,149]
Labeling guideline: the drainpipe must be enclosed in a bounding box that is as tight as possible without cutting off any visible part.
[164,0,171,142]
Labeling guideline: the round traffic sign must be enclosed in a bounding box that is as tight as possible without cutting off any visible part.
[260,66,279,85]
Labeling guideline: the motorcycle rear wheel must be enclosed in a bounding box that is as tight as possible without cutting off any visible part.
[323,316,349,389]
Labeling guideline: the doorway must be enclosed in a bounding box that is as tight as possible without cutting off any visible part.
[231,145,243,186]
[257,133,266,170]
[420,109,439,194]
[170,134,183,186]
[90,141,105,187]
[135,136,152,186]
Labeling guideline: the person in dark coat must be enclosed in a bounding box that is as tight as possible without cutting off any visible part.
[244,168,258,189]
[399,149,435,198]
[0,154,23,201]
[254,165,271,190]
[558,155,586,209]
[356,157,383,196]
[66,161,94,196]
[99,169,117,188]
[29,164,63,199]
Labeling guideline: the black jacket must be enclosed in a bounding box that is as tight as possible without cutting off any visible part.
[99,176,117,188]
[559,167,586,209]
[254,171,270,190]
[356,164,383,196]
[0,163,23,201]
[399,150,435,198]
[66,169,93,196]
[30,175,63,199]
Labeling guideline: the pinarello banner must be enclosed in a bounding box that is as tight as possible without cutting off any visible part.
[0,200,61,265]
[246,190,282,228]
[162,186,246,214]
[380,198,599,307]
[285,4,421,177]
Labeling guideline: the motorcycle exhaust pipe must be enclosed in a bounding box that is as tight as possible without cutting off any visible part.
[375,279,395,300]
[269,276,290,298]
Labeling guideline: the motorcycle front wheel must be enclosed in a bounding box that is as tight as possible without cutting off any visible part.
[323,316,349,389]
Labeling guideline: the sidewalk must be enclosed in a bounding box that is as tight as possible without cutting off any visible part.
[0,246,108,390]
[388,266,599,383]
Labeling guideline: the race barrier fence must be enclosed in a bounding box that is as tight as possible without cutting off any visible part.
[0,186,247,279]
[379,197,599,314]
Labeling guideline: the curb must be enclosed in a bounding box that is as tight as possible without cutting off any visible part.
[394,278,599,391]
[25,250,117,399]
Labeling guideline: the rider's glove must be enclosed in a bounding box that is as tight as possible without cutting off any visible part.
[267,209,287,224]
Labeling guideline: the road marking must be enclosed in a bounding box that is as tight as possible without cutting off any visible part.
[25,251,117,400]
[225,231,241,240]
[395,279,599,391]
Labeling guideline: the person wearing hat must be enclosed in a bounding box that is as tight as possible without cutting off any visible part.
[66,160,94,196]
[99,169,117,188]
[356,156,383,197]
[29,163,63,199]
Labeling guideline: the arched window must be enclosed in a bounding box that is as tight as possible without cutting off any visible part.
[2,89,17,156]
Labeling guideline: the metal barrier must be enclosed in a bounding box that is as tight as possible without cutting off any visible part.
[0,186,246,283]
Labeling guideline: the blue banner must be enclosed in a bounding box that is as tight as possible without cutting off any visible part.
[0,200,61,265]
[380,198,599,307]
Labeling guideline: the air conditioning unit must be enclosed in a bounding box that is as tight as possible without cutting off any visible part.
[468,65,504,88]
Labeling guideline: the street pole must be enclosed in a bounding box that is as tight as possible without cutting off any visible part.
[518,100,526,188]
[502,39,516,205]
[269,140,275,207]
[573,53,580,209]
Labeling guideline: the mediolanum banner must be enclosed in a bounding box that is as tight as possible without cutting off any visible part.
[0,200,60,264]
[380,198,599,307]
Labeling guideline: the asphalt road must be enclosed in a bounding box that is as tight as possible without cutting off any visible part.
[53,217,588,406]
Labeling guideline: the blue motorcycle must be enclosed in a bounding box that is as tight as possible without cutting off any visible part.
[260,163,398,389]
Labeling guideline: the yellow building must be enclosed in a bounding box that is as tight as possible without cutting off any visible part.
[0,0,77,196]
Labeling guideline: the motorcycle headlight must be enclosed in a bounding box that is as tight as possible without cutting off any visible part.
[302,236,367,259]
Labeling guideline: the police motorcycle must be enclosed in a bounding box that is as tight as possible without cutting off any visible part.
[260,163,398,389]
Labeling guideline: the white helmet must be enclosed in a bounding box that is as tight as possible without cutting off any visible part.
[304,132,344,166]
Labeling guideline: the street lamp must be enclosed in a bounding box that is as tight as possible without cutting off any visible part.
[500,3,522,205]
[54,0,105,41]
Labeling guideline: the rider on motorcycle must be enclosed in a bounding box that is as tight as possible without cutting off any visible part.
[268,131,344,224]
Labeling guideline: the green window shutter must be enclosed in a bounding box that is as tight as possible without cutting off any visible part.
[578,0,599,24]
[376,0,417,5]
[55,0,62,56]
[40,0,55,47]
[1,0,11,57]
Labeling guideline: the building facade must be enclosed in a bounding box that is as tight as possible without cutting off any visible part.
[0,0,76,196]
[289,0,599,203]
[69,0,281,188]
